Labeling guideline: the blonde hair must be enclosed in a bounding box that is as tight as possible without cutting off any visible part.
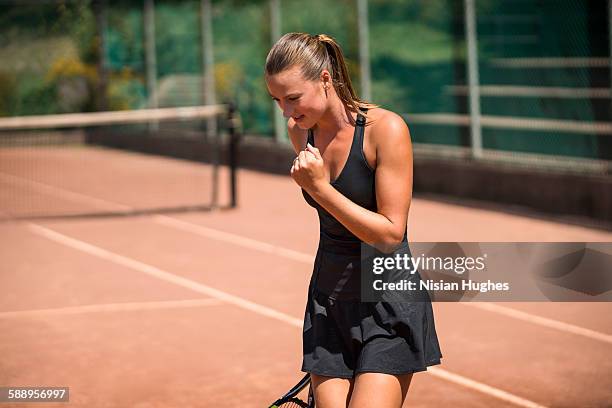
[265,32,377,122]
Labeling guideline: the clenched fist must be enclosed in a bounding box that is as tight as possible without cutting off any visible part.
[290,143,329,192]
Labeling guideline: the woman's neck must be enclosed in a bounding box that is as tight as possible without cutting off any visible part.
[313,96,356,136]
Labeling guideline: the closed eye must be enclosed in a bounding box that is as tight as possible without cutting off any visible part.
[270,96,300,102]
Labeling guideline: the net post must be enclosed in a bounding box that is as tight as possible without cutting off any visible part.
[227,102,240,208]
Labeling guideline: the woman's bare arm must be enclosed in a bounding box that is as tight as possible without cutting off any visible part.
[287,117,307,154]
[292,111,413,250]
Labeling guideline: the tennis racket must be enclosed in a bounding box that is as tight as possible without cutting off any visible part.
[268,373,315,408]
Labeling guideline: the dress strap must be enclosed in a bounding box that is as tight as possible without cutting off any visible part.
[307,128,314,146]
[356,108,368,153]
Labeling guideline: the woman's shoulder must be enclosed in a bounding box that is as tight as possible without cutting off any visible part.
[366,107,411,145]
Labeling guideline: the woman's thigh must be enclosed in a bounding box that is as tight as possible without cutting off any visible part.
[310,374,354,408]
[348,372,413,408]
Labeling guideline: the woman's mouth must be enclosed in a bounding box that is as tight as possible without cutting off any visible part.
[293,115,304,122]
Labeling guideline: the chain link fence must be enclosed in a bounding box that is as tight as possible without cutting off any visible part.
[1,0,610,173]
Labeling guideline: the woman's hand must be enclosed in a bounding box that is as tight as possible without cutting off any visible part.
[290,143,328,192]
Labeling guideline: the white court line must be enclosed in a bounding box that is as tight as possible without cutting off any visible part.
[464,303,612,345]
[0,172,132,212]
[428,367,547,408]
[7,173,606,348]
[154,215,313,263]
[153,216,612,346]
[3,177,604,339]
[0,298,223,319]
[27,223,302,328]
[27,223,548,408]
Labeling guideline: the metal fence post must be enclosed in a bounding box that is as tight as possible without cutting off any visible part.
[465,0,483,159]
[270,0,287,143]
[357,0,371,101]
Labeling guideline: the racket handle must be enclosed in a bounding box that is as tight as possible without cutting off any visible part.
[308,383,315,407]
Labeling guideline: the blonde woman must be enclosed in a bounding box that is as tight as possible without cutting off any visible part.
[265,33,442,408]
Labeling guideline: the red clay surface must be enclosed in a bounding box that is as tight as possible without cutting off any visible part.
[0,146,214,218]
[1,163,611,407]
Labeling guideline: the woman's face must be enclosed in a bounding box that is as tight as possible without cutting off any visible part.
[265,65,328,129]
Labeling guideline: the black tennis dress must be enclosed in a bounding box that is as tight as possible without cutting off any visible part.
[300,109,442,378]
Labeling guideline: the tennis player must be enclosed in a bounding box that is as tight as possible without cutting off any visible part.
[265,33,442,408]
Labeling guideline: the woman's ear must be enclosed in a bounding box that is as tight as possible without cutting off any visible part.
[320,69,331,87]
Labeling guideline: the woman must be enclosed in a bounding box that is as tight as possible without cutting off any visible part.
[264,33,442,408]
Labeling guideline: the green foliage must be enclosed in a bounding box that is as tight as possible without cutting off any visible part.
[106,5,145,72]
[155,1,203,76]
[0,72,17,116]
[14,75,58,116]
[0,0,606,160]
[0,1,98,115]
[210,1,269,133]
[369,21,462,65]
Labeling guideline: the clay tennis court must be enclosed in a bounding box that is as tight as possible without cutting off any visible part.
[1,145,611,407]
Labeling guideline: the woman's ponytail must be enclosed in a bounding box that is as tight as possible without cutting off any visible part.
[265,32,377,121]
[315,34,365,115]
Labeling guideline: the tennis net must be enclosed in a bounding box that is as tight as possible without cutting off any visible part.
[0,104,240,220]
